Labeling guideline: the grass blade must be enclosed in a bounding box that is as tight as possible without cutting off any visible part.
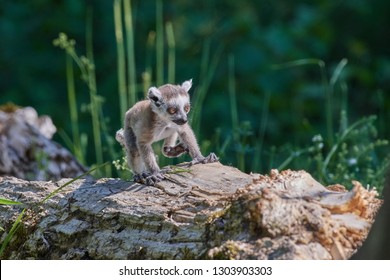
[228,54,244,171]
[114,0,128,122]
[124,0,137,107]
[191,41,223,135]
[65,54,84,164]
[228,54,239,135]
[166,21,176,84]
[143,31,155,94]
[271,58,325,70]
[40,163,108,205]
[0,198,23,206]
[0,209,26,257]
[86,9,105,176]
[155,0,164,85]
[330,58,348,87]
[252,90,271,171]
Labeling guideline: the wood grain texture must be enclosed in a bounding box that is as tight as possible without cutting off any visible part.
[0,163,381,259]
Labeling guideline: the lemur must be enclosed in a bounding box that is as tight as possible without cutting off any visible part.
[116,79,218,185]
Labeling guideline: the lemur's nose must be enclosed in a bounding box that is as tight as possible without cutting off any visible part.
[173,118,187,125]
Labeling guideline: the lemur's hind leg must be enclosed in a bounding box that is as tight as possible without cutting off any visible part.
[136,171,164,186]
[122,127,148,184]
[135,142,165,186]
[119,129,167,186]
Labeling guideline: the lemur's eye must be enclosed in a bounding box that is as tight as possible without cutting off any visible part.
[167,107,177,115]
[184,104,190,113]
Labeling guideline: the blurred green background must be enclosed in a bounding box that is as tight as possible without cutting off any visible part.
[0,0,389,259]
[1,0,390,177]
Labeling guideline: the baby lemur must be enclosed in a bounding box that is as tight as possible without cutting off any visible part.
[116,79,218,185]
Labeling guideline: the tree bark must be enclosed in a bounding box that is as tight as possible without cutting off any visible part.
[0,163,381,259]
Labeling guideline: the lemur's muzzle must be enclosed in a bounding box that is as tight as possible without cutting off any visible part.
[173,118,187,125]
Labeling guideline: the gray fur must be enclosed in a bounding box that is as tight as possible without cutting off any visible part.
[120,79,217,186]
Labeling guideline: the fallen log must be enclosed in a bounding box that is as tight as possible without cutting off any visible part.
[0,162,381,259]
[0,105,86,180]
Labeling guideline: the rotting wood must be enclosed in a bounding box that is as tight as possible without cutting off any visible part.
[0,106,86,180]
[0,163,381,259]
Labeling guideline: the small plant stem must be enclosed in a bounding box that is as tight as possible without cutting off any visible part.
[252,90,270,171]
[86,9,104,176]
[65,54,84,164]
[191,40,210,134]
[228,54,244,170]
[377,90,385,137]
[124,0,137,107]
[114,0,128,122]
[156,0,164,85]
[318,60,334,147]
[166,21,176,84]
[191,40,223,135]
[143,32,155,95]
[228,55,239,135]
[326,58,348,147]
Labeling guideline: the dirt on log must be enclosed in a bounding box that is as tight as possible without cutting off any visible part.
[0,162,381,260]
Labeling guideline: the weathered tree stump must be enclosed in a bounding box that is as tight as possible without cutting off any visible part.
[0,105,86,180]
[0,162,381,259]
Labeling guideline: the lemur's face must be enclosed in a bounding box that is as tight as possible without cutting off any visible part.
[164,94,190,125]
[148,80,192,125]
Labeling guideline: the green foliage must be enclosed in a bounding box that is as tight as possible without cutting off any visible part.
[265,58,388,191]
[292,115,389,193]
[53,32,116,177]
[1,1,389,193]
[205,56,389,192]
[326,116,389,193]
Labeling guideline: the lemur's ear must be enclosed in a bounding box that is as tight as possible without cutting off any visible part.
[148,87,163,106]
[181,79,192,92]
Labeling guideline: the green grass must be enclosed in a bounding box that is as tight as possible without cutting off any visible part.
[53,31,108,177]
[191,40,223,136]
[270,59,389,192]
[54,0,220,175]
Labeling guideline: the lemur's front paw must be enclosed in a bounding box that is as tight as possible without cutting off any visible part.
[133,172,165,186]
[190,153,219,166]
